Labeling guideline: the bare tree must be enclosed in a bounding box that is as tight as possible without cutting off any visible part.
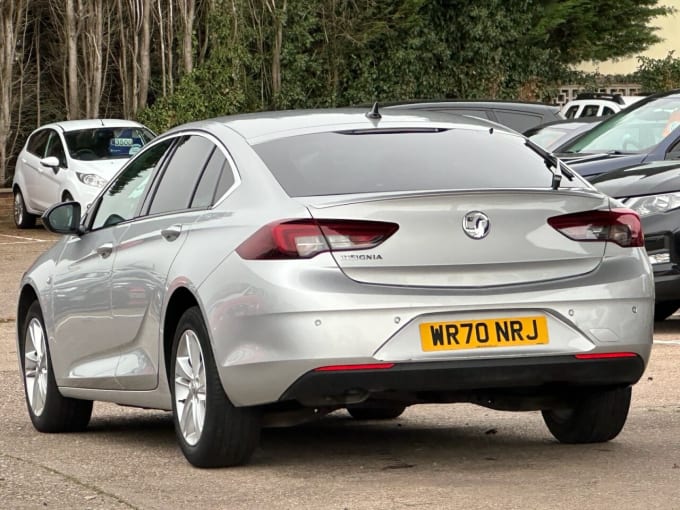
[116,0,151,117]
[265,0,286,98]
[64,0,79,118]
[178,0,195,75]
[0,1,28,185]
[79,0,106,118]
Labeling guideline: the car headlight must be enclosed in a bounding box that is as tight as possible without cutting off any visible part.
[76,172,107,188]
[625,192,680,217]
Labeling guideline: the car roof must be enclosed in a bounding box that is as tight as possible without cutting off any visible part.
[36,119,146,133]
[384,100,561,112]
[164,107,518,143]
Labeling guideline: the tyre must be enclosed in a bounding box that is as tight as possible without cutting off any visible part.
[542,386,631,443]
[654,301,680,321]
[20,301,92,432]
[347,404,406,420]
[62,191,74,202]
[14,189,36,229]
[171,306,260,467]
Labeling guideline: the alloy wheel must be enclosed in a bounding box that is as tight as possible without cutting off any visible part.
[174,329,207,446]
[14,192,25,225]
[24,317,49,416]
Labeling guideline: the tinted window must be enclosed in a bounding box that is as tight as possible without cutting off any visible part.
[494,110,541,132]
[191,149,235,208]
[603,106,615,116]
[92,141,172,229]
[26,130,50,157]
[148,135,214,215]
[254,129,581,197]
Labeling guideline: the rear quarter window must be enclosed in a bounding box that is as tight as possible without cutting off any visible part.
[253,129,580,197]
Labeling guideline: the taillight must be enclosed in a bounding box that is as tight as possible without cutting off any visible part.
[236,219,399,260]
[548,208,643,247]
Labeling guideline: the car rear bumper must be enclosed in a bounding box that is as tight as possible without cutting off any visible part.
[279,354,646,407]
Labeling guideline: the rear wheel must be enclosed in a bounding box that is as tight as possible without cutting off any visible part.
[347,404,406,420]
[14,190,36,229]
[654,301,680,321]
[542,386,631,443]
[171,306,261,467]
[20,301,92,432]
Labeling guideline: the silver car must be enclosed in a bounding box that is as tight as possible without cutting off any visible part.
[17,108,654,468]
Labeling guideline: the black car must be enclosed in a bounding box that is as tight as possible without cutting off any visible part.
[385,100,563,132]
[556,89,680,180]
[591,160,680,320]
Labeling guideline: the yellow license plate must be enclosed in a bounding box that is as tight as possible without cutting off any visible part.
[420,316,549,351]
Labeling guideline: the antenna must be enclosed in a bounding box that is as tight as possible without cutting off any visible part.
[366,102,381,120]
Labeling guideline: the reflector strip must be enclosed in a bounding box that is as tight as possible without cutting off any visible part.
[314,363,395,372]
[574,352,637,359]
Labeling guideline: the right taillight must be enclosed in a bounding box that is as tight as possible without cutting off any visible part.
[548,208,643,247]
[236,219,399,260]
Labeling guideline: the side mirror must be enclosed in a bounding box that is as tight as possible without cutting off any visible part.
[42,202,82,235]
[40,156,61,169]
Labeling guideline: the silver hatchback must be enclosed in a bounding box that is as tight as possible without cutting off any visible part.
[17,107,654,467]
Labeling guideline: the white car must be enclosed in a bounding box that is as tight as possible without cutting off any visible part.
[561,93,646,120]
[12,119,155,228]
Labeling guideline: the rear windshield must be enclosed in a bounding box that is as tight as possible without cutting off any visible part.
[253,129,580,196]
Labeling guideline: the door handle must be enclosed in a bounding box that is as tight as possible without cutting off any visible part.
[161,224,182,242]
[95,243,113,258]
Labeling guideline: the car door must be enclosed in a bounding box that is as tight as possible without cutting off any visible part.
[50,140,172,389]
[19,129,50,211]
[32,130,68,209]
[110,133,221,390]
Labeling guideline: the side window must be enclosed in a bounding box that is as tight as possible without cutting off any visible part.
[564,106,579,119]
[190,148,236,208]
[666,137,680,160]
[91,140,172,230]
[602,106,615,116]
[581,105,600,118]
[45,132,67,167]
[26,130,50,157]
[147,135,214,215]
[494,110,541,132]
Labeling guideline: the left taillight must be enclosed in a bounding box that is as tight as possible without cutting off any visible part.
[236,219,399,260]
[548,208,643,247]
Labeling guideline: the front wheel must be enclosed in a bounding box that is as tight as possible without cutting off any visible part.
[542,386,631,443]
[14,190,36,229]
[20,301,92,432]
[171,306,261,467]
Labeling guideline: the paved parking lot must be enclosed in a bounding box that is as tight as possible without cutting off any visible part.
[1,218,679,509]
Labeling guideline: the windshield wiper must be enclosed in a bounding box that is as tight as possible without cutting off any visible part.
[525,139,575,190]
